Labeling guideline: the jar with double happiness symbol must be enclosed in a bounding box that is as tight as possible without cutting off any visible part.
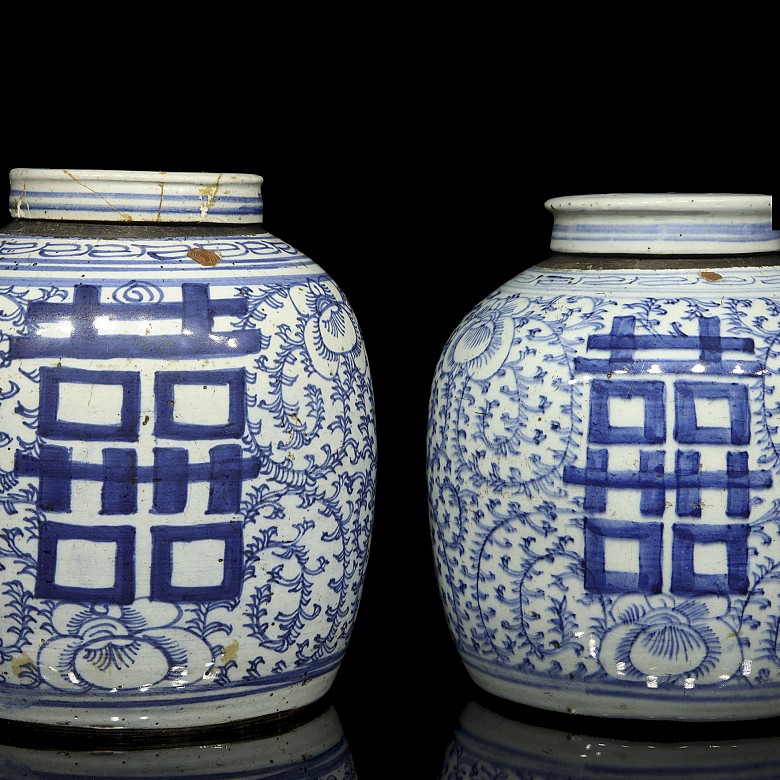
[427,193,780,720]
[0,168,376,730]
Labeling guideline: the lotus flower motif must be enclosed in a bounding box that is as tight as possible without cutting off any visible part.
[38,601,215,691]
[291,280,365,378]
[600,594,743,686]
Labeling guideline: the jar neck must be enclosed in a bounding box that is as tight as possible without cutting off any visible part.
[545,193,779,255]
[8,169,264,225]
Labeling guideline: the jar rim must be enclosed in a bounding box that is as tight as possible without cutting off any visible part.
[11,168,264,185]
[8,168,265,224]
[545,193,778,255]
[545,193,773,214]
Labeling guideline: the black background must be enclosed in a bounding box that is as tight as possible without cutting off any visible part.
[0,30,777,778]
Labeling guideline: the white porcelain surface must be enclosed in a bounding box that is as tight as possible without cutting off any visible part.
[9,168,264,223]
[427,193,780,720]
[546,192,776,254]
[0,169,376,729]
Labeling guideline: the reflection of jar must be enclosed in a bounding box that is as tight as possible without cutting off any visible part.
[0,702,356,778]
[440,698,780,779]
[0,169,376,729]
[427,194,780,720]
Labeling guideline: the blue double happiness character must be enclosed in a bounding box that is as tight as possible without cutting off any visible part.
[14,283,262,605]
[564,315,771,597]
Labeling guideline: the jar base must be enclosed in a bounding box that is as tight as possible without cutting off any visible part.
[464,663,780,721]
[0,670,336,735]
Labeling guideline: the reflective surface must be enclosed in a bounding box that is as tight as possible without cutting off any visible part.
[3,676,780,778]
[0,699,356,779]
[440,693,780,779]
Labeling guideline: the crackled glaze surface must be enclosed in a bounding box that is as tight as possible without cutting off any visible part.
[427,194,780,720]
[0,170,376,729]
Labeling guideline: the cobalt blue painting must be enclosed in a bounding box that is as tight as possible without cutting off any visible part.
[0,232,376,723]
[427,270,780,714]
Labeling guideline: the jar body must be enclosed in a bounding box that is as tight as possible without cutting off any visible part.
[427,194,780,720]
[0,170,376,729]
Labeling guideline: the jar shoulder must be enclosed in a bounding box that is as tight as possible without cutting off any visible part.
[537,252,780,272]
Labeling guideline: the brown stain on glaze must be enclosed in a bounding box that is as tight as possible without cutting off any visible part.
[187,247,221,267]
[700,271,723,282]
[220,639,239,664]
[11,652,34,678]
[199,175,223,214]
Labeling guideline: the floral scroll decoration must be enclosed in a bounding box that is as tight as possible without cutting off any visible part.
[0,275,376,695]
[428,288,780,691]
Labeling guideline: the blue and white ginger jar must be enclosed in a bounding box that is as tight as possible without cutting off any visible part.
[0,168,376,729]
[427,193,780,720]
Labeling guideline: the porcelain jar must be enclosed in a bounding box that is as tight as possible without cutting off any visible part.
[0,168,376,729]
[427,193,780,720]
